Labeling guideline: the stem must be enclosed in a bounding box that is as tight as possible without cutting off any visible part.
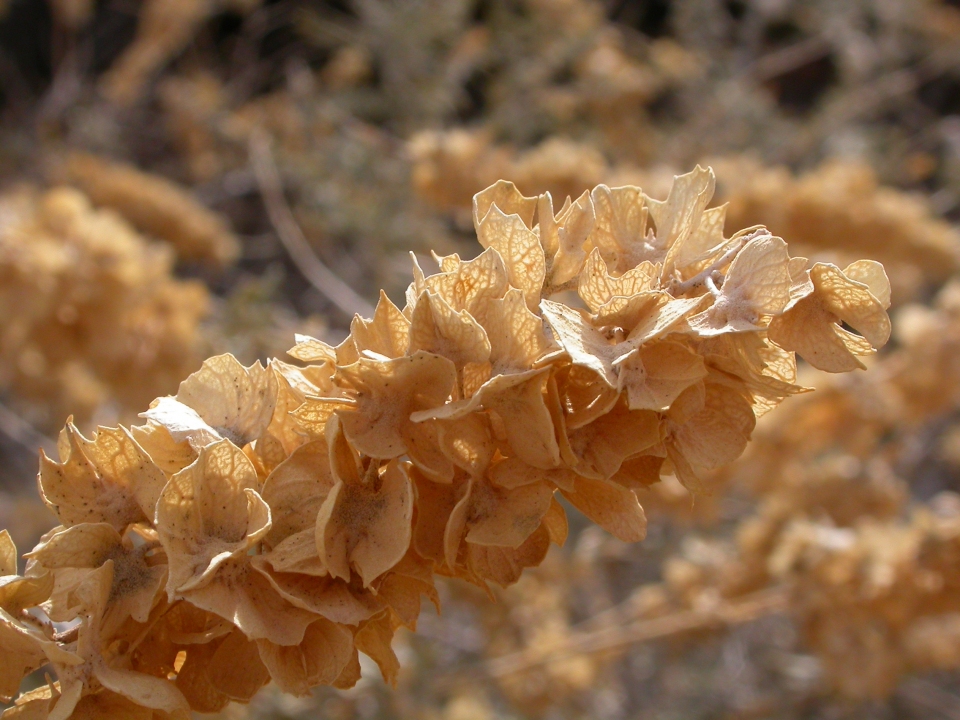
[361,457,382,490]
[481,586,789,678]
[52,624,78,644]
[542,277,579,299]
[671,228,769,296]
[249,130,375,319]
[704,273,723,299]
[0,400,56,458]
[20,609,56,640]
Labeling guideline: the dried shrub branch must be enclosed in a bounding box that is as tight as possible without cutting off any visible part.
[0,169,890,717]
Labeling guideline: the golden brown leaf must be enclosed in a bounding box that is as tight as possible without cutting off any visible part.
[257,618,354,696]
[316,459,413,587]
[157,440,270,594]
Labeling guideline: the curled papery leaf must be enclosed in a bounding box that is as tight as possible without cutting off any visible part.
[664,379,756,492]
[11,171,893,714]
[260,439,336,550]
[72,425,169,523]
[462,476,555,549]
[356,610,403,686]
[538,189,594,287]
[288,334,338,364]
[0,571,53,618]
[336,351,457,461]
[768,261,892,372]
[410,290,492,367]
[540,297,704,392]
[472,180,538,235]
[144,354,278,450]
[252,564,385,625]
[561,475,648,542]
[648,165,716,275]
[180,556,319,647]
[588,184,649,271]
[157,439,271,594]
[466,524,551,588]
[578,247,658,312]
[0,531,59,703]
[0,530,16,577]
[350,290,411,359]
[26,522,164,628]
[414,247,510,321]
[256,618,354,696]
[413,368,561,470]
[482,287,550,373]
[139,396,222,451]
[0,613,54,702]
[443,417,497,481]
[567,401,661,479]
[53,562,191,720]
[179,627,272,708]
[376,551,439,629]
[615,340,707,411]
[843,259,891,308]
[316,458,414,587]
[38,422,154,531]
[476,203,546,310]
[263,360,336,463]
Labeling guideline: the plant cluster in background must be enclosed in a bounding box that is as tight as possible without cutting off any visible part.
[0,183,210,432]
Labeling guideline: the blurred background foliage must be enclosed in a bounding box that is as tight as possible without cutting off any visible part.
[5,0,960,718]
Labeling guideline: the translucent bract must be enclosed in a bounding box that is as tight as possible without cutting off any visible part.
[1,169,891,716]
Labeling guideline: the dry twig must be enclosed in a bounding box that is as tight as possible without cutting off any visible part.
[249,129,375,319]
[897,678,960,720]
[0,400,56,458]
[482,587,790,679]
